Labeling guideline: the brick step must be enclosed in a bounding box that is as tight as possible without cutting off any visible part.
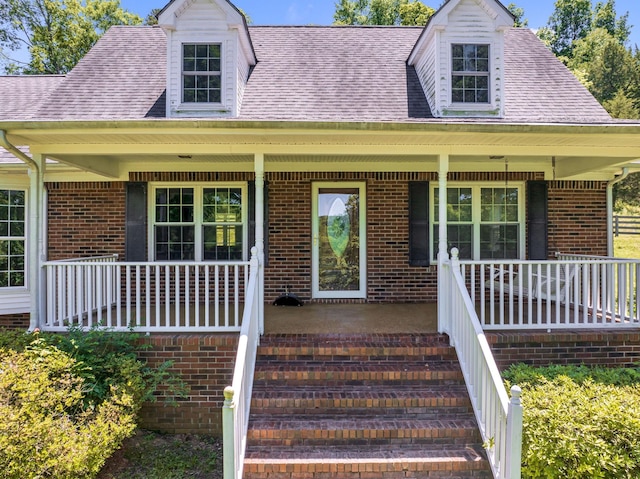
[253,360,463,385]
[258,333,456,361]
[251,384,472,415]
[246,414,482,446]
[244,444,492,479]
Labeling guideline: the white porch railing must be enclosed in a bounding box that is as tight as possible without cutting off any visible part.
[42,255,250,332]
[446,248,522,479]
[222,248,261,479]
[459,254,640,330]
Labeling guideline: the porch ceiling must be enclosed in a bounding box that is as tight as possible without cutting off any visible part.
[3,120,640,180]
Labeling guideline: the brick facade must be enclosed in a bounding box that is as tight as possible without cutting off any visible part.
[136,334,238,435]
[547,181,608,256]
[0,314,29,330]
[46,181,126,260]
[487,330,640,370]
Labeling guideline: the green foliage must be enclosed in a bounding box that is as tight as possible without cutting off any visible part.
[507,3,528,28]
[504,364,640,478]
[333,0,434,26]
[0,0,142,74]
[614,173,640,209]
[503,362,640,387]
[0,344,136,478]
[0,328,187,479]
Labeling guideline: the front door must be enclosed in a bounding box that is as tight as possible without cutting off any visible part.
[312,182,366,299]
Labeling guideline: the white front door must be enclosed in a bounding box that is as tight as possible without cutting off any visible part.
[312,182,366,299]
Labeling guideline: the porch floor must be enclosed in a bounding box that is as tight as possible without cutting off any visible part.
[264,302,438,334]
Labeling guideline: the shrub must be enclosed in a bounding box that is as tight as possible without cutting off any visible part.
[0,328,186,479]
[504,364,640,479]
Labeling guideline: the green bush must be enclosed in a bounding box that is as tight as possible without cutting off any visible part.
[504,364,640,479]
[0,328,186,479]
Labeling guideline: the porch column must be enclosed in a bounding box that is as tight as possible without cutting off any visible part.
[254,153,265,335]
[29,154,45,331]
[437,153,449,334]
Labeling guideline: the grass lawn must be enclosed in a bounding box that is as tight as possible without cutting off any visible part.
[614,234,640,258]
[97,429,222,479]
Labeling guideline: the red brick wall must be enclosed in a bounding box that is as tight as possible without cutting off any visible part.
[136,334,238,435]
[0,314,29,330]
[265,172,439,303]
[547,181,608,256]
[46,182,126,260]
[487,330,640,370]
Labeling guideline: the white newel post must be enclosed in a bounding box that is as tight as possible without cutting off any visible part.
[437,154,449,334]
[254,153,265,335]
[505,385,523,479]
[222,386,236,479]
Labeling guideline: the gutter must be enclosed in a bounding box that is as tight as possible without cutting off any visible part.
[0,130,41,332]
[607,167,630,256]
[0,130,39,171]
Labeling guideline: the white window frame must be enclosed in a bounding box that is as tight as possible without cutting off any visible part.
[181,42,223,105]
[0,187,28,290]
[430,182,525,260]
[450,43,490,105]
[148,182,248,262]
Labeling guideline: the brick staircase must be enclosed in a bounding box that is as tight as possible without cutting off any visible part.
[244,333,492,478]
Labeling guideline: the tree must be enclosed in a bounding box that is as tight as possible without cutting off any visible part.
[543,0,593,58]
[0,0,141,74]
[333,0,434,26]
[507,3,528,28]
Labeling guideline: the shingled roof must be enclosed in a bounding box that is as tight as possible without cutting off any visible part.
[0,75,65,120]
[0,24,612,124]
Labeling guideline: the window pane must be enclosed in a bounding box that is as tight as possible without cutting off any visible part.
[480,224,518,259]
[183,44,195,57]
[433,225,473,260]
[196,44,208,57]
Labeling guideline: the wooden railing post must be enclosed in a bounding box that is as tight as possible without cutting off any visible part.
[223,386,236,479]
[505,385,523,479]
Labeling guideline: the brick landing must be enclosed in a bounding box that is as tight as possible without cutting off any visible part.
[244,334,492,478]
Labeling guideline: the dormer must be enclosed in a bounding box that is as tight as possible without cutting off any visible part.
[158,0,256,118]
[408,0,514,118]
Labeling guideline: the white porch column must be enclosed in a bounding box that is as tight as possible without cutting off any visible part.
[254,153,265,335]
[29,153,45,331]
[437,153,449,334]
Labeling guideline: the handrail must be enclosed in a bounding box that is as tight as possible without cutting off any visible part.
[222,247,261,479]
[447,248,522,479]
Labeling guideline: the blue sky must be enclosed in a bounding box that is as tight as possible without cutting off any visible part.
[125,0,640,48]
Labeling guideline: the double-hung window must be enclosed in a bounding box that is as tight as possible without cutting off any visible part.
[0,189,26,288]
[152,184,246,261]
[432,184,522,260]
[182,43,222,104]
[451,44,490,103]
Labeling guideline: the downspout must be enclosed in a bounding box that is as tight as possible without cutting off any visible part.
[0,130,41,331]
[607,168,629,257]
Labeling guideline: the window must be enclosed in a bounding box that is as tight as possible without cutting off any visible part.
[432,184,522,260]
[452,44,489,103]
[0,189,26,288]
[182,44,222,103]
[152,184,246,261]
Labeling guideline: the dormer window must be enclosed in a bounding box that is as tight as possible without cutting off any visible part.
[182,44,222,104]
[451,44,489,103]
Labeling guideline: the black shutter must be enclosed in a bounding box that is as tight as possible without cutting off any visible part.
[248,180,268,266]
[527,180,548,260]
[125,182,147,261]
[409,181,430,266]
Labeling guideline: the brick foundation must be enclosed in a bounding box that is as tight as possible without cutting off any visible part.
[486,330,640,370]
[0,314,30,330]
[136,334,238,435]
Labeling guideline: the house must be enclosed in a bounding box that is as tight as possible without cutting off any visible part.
[2,0,640,477]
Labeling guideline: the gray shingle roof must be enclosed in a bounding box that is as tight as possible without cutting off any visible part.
[0,25,612,124]
[35,26,166,120]
[0,75,65,120]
